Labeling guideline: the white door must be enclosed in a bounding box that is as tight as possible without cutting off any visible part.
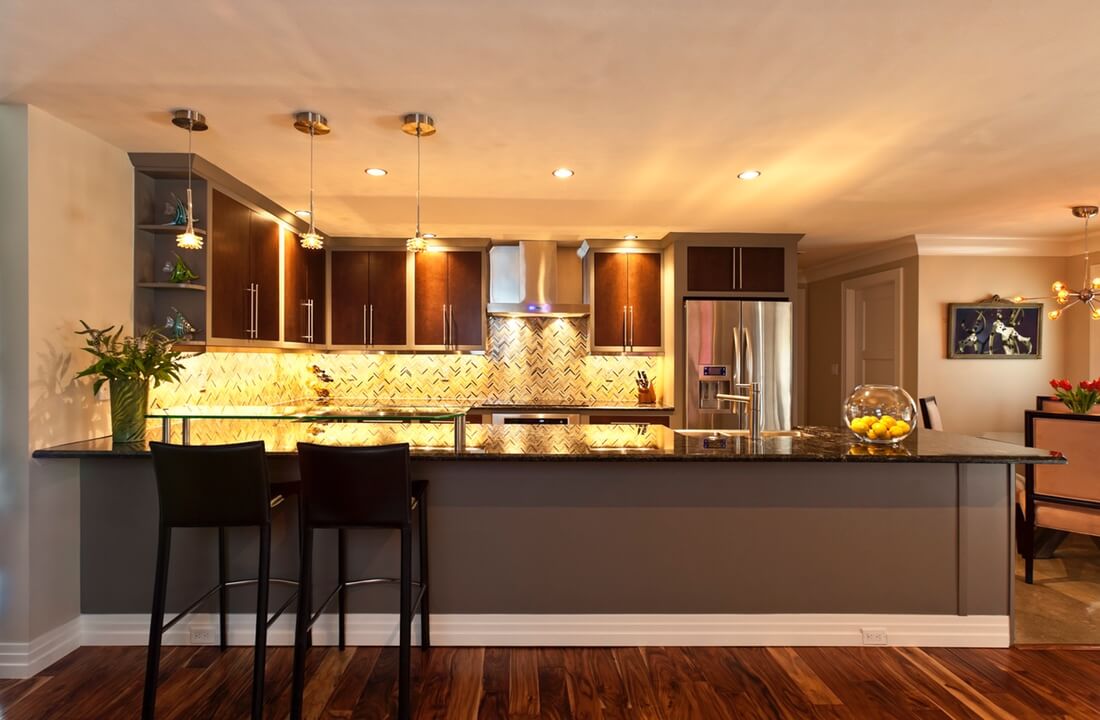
[842,268,903,398]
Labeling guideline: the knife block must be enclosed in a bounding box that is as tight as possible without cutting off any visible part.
[637,386,657,404]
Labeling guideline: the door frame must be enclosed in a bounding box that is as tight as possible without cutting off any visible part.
[840,267,904,404]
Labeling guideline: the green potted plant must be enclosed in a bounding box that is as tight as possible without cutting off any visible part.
[75,322,185,443]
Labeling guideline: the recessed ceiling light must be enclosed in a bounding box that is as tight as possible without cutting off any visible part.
[552,167,575,178]
[365,167,388,176]
[737,169,762,180]
[294,209,311,219]
[624,234,638,240]
[422,233,436,239]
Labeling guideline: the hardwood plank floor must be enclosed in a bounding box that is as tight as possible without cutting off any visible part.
[3,645,1100,719]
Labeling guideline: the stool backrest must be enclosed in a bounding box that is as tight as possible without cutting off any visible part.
[150,441,271,527]
[919,396,943,431]
[297,443,411,528]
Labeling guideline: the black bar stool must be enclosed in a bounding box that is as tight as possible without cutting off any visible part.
[291,442,429,720]
[143,441,298,720]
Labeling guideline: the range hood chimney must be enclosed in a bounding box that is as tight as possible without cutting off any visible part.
[487,241,589,317]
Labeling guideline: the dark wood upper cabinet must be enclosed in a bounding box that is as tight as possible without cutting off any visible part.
[331,250,406,346]
[210,189,279,341]
[627,252,661,348]
[738,247,786,292]
[447,251,483,347]
[686,247,734,291]
[414,251,449,346]
[592,251,661,351]
[284,237,326,344]
[414,250,484,349]
[592,253,630,350]
[685,245,786,294]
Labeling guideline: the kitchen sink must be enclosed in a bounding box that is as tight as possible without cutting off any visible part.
[673,429,808,439]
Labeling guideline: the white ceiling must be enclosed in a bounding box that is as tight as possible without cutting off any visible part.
[4,0,1100,264]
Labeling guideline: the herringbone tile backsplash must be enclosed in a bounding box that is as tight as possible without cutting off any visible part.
[150,317,662,408]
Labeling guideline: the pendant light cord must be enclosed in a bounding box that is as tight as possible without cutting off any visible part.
[415,121,422,237]
[186,121,194,231]
[308,124,316,236]
[1085,212,1091,289]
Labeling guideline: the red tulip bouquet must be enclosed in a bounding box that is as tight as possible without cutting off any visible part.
[1049,378,1100,414]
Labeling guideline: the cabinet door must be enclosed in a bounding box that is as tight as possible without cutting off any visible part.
[627,253,661,349]
[414,251,448,345]
[368,251,407,346]
[447,251,483,347]
[738,247,785,292]
[283,235,306,342]
[210,190,252,339]
[686,246,734,291]
[331,251,371,345]
[249,213,281,341]
[303,246,326,344]
[592,253,629,350]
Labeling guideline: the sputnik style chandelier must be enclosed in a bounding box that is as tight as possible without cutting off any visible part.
[172,109,207,250]
[402,113,436,253]
[1013,206,1100,320]
[293,111,330,250]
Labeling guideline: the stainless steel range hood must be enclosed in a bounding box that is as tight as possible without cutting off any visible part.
[487,241,589,317]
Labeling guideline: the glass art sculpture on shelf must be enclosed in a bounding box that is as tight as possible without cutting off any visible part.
[843,384,917,444]
[165,193,188,226]
[164,307,197,341]
[163,253,199,283]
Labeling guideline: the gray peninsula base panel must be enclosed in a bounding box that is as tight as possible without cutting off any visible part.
[80,458,1011,617]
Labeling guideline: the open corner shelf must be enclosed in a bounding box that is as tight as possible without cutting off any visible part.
[137,282,207,291]
[136,224,207,236]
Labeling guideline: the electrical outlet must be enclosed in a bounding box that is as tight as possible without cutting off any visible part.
[861,627,888,645]
[189,627,215,645]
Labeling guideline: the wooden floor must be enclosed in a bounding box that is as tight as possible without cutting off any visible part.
[4,644,1100,719]
[1015,532,1100,644]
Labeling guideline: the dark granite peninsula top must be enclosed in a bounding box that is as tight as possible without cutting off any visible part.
[33,423,1063,464]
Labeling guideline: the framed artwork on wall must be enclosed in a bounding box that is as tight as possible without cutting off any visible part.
[948,302,1043,359]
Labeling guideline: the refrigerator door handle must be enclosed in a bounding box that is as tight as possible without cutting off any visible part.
[732,325,741,386]
[743,326,754,387]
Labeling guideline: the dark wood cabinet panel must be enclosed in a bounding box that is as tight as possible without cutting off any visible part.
[447,251,483,347]
[587,414,671,426]
[330,251,372,345]
[627,252,662,348]
[686,247,735,291]
[367,251,407,346]
[210,190,252,339]
[414,251,448,345]
[283,241,326,344]
[249,213,281,341]
[738,247,786,292]
[592,253,629,349]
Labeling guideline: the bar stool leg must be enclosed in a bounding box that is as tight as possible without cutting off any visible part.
[398,525,412,720]
[218,527,229,651]
[251,525,271,720]
[338,528,347,651]
[418,496,430,648]
[142,525,172,720]
[290,526,313,720]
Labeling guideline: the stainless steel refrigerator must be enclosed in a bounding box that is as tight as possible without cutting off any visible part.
[683,300,793,431]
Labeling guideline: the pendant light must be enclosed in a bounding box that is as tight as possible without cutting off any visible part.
[402,112,436,253]
[1013,206,1100,319]
[171,109,207,250]
[293,111,330,250]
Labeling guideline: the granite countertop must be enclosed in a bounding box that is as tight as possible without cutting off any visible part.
[472,403,674,413]
[33,423,1063,464]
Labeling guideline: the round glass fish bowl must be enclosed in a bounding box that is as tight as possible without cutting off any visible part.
[843,384,917,444]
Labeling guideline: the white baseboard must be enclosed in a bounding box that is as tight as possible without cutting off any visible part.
[1,613,1011,678]
[0,617,82,679]
[81,612,1010,649]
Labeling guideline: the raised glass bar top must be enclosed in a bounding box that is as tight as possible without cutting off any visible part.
[147,398,472,449]
[147,398,471,421]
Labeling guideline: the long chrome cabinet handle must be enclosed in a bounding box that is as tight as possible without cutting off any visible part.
[369,304,374,346]
[629,305,635,349]
[622,305,628,352]
[362,304,367,345]
[442,305,448,347]
[449,304,455,349]
[254,284,260,338]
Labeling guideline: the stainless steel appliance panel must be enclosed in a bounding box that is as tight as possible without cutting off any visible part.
[741,300,793,431]
[684,300,741,430]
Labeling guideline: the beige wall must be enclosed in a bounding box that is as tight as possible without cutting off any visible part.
[805,255,920,426]
[916,255,1075,435]
[0,104,133,648]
